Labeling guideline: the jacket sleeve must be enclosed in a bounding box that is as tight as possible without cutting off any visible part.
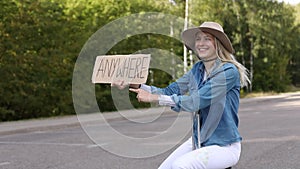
[170,65,240,112]
[150,69,193,96]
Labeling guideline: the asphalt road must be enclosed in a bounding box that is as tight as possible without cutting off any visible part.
[0,92,299,169]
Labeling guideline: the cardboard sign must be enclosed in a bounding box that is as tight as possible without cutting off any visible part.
[92,54,151,84]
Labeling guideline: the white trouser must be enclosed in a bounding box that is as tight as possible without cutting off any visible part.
[158,138,241,169]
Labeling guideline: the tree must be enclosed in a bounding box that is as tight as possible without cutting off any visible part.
[1,0,299,121]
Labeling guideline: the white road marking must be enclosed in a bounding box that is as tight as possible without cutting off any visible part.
[0,162,10,166]
[0,141,96,147]
[244,135,300,143]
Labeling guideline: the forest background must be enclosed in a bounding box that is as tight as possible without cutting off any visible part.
[1,0,299,121]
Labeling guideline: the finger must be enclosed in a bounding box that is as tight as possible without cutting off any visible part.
[122,81,129,87]
[129,88,139,93]
[120,80,124,86]
[111,82,116,87]
[112,80,122,85]
[119,85,126,90]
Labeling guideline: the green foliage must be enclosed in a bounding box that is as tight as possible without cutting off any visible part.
[294,3,300,24]
[0,0,83,121]
[0,0,300,121]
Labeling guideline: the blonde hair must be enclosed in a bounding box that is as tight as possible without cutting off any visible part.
[215,39,251,87]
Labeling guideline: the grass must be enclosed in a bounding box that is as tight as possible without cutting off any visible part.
[241,85,300,98]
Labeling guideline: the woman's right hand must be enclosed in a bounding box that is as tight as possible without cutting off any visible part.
[129,88,159,103]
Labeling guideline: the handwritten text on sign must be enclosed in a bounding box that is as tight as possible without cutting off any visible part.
[92,54,151,84]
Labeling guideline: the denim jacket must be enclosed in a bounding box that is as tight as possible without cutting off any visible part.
[151,60,242,147]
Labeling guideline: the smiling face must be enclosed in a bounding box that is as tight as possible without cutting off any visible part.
[194,31,217,60]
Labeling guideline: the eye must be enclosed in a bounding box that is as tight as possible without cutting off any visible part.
[204,37,212,41]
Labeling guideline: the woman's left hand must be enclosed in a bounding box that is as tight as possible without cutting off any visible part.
[129,88,159,103]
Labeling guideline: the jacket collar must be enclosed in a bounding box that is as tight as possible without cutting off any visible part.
[198,59,224,79]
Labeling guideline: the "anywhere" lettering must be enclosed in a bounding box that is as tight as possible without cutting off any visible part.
[92,54,151,84]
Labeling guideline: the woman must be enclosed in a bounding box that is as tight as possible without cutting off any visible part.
[114,22,250,169]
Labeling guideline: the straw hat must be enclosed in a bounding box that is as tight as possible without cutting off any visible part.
[182,22,234,54]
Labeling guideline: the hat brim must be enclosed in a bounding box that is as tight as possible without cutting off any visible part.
[182,27,234,54]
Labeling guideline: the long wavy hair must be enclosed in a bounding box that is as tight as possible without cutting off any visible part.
[215,38,251,87]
